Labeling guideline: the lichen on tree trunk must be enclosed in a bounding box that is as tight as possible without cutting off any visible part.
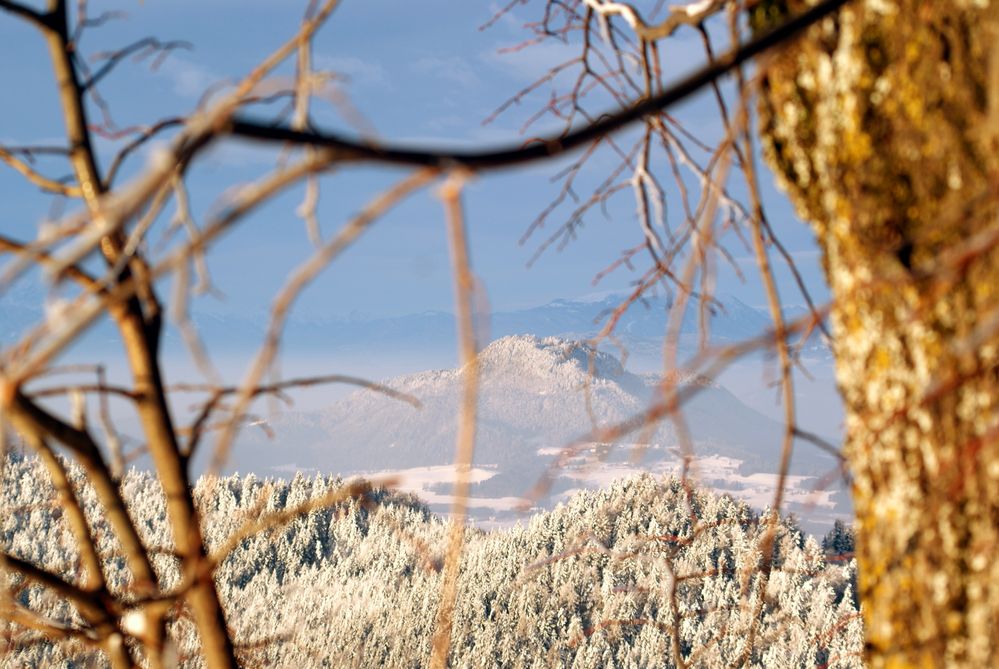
[755,0,999,665]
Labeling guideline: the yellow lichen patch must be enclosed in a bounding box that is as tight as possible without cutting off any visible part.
[756,0,999,666]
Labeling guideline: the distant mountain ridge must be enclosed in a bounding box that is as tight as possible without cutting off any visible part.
[1,288,828,365]
[269,291,824,356]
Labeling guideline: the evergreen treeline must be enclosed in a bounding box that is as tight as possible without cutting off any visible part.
[0,455,862,667]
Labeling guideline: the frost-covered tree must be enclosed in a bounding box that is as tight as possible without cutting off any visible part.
[820,520,855,559]
[0,457,861,668]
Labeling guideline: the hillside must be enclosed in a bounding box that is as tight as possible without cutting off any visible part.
[0,455,862,668]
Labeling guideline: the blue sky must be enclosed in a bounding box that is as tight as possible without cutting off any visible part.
[1,0,828,321]
[0,0,847,470]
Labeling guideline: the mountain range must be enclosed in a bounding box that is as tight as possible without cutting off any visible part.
[221,290,828,363]
[2,287,827,364]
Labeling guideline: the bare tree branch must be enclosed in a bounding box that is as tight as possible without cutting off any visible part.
[227,0,851,170]
[429,171,480,669]
[0,0,49,28]
[0,147,80,196]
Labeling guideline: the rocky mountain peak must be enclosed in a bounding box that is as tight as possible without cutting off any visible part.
[473,335,625,383]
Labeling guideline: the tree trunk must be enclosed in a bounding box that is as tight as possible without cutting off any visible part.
[755,1,999,665]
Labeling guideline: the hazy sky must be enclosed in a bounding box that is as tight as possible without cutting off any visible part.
[1,0,829,323]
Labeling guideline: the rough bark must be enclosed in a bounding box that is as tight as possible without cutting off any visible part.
[755,1,999,665]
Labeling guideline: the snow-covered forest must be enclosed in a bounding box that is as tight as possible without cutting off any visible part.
[1,454,861,667]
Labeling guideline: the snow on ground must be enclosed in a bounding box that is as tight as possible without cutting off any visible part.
[561,453,838,511]
[360,450,837,529]
[357,464,528,510]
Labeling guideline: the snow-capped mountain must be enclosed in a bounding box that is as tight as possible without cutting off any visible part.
[239,335,847,532]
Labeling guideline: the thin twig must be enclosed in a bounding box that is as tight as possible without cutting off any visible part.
[429,171,480,669]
